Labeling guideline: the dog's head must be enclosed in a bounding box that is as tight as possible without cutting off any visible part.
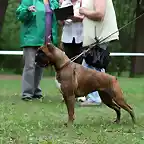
[35,49,49,68]
[35,43,62,68]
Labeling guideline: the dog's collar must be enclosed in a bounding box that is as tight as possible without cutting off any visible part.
[55,60,72,72]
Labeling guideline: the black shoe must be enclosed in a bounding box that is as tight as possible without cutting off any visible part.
[22,96,32,101]
[32,95,43,99]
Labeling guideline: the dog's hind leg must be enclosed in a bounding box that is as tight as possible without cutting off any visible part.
[99,91,121,123]
[110,78,136,123]
[113,96,135,124]
[106,102,121,123]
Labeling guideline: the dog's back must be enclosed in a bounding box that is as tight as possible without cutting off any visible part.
[73,63,115,96]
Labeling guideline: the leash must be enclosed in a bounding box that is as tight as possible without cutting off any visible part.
[70,12,144,62]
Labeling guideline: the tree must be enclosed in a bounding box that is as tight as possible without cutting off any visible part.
[0,0,139,75]
[0,0,8,33]
[0,0,22,74]
[130,0,144,77]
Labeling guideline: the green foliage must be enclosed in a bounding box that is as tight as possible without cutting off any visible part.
[108,0,137,76]
[0,0,138,76]
[0,0,21,74]
[0,0,20,50]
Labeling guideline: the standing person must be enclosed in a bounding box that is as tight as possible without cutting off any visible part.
[60,0,84,64]
[79,0,119,106]
[16,0,59,101]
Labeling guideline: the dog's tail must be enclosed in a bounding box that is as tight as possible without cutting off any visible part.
[110,76,135,123]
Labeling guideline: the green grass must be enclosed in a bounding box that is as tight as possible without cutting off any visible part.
[0,77,144,144]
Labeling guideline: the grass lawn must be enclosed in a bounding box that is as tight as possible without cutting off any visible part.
[0,76,144,144]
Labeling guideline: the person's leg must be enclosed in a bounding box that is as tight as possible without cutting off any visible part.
[56,42,73,91]
[59,39,83,101]
[63,38,83,64]
[56,42,73,101]
[33,63,43,98]
[71,40,83,64]
[22,47,36,100]
[80,43,109,106]
[63,42,74,59]
[80,60,102,106]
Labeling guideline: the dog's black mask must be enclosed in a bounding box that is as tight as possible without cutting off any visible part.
[35,49,49,68]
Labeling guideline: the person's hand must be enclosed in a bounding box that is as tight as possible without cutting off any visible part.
[28,5,36,12]
[73,8,84,22]
[74,8,80,17]
[79,7,87,15]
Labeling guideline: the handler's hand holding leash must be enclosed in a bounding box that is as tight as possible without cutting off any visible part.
[28,5,36,12]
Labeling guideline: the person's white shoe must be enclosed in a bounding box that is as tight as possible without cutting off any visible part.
[79,100,101,106]
[77,96,86,102]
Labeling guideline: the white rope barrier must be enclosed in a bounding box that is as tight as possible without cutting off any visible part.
[0,51,144,56]
[0,51,23,55]
[110,53,144,56]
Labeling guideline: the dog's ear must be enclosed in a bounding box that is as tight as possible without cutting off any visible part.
[39,45,50,56]
[47,43,56,52]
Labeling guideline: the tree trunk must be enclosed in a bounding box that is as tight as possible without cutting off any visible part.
[130,0,144,77]
[0,0,8,33]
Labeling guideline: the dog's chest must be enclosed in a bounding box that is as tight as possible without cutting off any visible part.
[55,77,62,90]
[74,87,88,97]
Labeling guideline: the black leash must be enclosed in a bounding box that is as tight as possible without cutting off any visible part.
[70,12,144,62]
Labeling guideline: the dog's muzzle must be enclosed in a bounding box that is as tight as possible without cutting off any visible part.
[35,49,49,68]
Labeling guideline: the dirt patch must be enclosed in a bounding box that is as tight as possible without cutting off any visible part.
[0,74,22,80]
[0,74,54,80]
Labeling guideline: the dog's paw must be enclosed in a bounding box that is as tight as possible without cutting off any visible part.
[113,119,120,124]
[64,123,68,127]
[64,122,73,128]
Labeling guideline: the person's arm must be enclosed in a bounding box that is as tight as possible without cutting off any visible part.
[79,0,106,21]
[59,0,83,24]
[16,0,35,23]
[72,0,84,22]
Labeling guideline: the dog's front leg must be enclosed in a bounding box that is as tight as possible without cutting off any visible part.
[63,94,75,126]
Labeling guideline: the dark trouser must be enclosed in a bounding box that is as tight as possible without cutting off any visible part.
[63,38,83,64]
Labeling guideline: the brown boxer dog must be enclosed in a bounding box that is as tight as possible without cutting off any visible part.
[35,43,136,126]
